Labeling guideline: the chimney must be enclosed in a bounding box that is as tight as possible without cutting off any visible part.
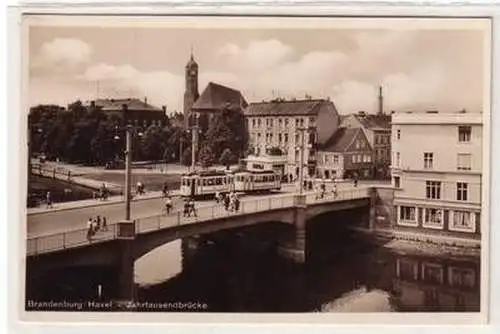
[144,96,148,104]
[378,86,384,115]
[162,105,167,113]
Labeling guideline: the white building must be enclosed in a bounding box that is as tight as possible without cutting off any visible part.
[244,98,340,179]
[391,111,482,237]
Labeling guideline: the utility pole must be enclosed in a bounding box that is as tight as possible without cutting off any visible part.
[191,124,198,172]
[124,125,132,220]
[297,127,307,195]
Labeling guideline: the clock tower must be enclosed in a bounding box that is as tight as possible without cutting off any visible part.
[183,52,199,128]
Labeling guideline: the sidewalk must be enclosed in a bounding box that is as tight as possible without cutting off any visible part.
[27,190,180,215]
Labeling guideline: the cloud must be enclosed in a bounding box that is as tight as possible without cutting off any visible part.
[216,39,294,72]
[76,62,184,112]
[32,38,92,72]
[29,31,484,115]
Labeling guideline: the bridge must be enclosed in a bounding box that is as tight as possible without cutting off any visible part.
[26,186,377,304]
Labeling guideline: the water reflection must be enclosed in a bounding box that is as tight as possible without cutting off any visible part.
[25,228,480,313]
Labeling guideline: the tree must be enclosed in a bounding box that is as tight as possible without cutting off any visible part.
[219,148,234,169]
[198,145,215,168]
[181,147,192,166]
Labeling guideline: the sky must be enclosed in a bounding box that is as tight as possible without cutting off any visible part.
[28,21,488,115]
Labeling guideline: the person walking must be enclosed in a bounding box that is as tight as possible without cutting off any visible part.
[102,216,108,231]
[165,196,173,214]
[190,198,198,217]
[46,191,53,208]
[96,215,101,231]
[234,196,240,212]
[223,193,230,211]
[87,218,94,241]
[183,199,190,217]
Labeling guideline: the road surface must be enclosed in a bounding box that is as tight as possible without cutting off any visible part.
[27,181,386,238]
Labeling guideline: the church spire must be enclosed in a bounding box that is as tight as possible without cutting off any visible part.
[190,45,194,61]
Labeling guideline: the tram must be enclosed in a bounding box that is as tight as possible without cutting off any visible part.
[180,169,281,198]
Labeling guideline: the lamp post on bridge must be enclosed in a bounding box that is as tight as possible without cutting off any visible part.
[115,104,143,221]
[296,127,308,195]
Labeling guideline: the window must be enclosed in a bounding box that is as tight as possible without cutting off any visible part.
[397,129,401,140]
[295,118,300,127]
[258,118,262,127]
[394,176,401,188]
[457,153,472,171]
[394,152,400,167]
[451,211,474,232]
[284,133,288,143]
[424,208,443,228]
[426,181,441,199]
[300,118,304,127]
[295,134,300,143]
[399,206,416,222]
[458,126,471,142]
[278,118,282,126]
[424,152,434,169]
[252,119,256,127]
[285,118,289,126]
[333,155,339,164]
[270,119,273,127]
[278,134,282,142]
[457,182,468,201]
[351,155,356,163]
[448,267,475,288]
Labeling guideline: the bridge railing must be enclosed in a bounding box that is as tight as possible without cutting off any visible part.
[134,194,297,234]
[305,187,370,205]
[26,224,119,256]
[27,188,371,255]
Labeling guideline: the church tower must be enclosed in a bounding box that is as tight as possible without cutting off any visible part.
[183,51,199,128]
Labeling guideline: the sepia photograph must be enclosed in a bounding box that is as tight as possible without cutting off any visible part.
[20,14,491,321]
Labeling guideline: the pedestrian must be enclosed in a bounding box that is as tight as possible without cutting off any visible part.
[96,215,101,231]
[87,218,94,241]
[165,196,173,214]
[189,198,197,217]
[183,199,190,217]
[332,183,338,198]
[223,193,230,211]
[46,191,53,208]
[162,182,169,197]
[354,177,358,187]
[234,196,240,212]
[215,191,220,203]
[102,216,108,231]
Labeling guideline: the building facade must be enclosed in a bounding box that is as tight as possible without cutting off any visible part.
[316,127,374,180]
[391,112,482,237]
[86,98,167,128]
[244,98,341,179]
[341,112,391,179]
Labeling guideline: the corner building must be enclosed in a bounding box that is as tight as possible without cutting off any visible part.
[391,112,482,237]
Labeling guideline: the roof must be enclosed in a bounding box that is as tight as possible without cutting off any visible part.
[353,113,391,130]
[191,82,248,111]
[244,99,333,117]
[90,98,163,112]
[321,127,362,152]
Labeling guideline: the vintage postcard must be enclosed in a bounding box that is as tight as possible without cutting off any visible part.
[18,13,491,325]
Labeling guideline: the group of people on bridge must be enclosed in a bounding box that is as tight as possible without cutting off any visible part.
[215,191,241,212]
[86,215,108,241]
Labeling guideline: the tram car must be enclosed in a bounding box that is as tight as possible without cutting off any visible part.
[180,169,281,198]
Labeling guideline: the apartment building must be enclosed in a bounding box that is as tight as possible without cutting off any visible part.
[244,98,340,178]
[391,111,483,237]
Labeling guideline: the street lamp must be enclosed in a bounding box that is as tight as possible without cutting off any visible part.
[186,114,201,172]
[295,127,308,195]
[116,104,143,221]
